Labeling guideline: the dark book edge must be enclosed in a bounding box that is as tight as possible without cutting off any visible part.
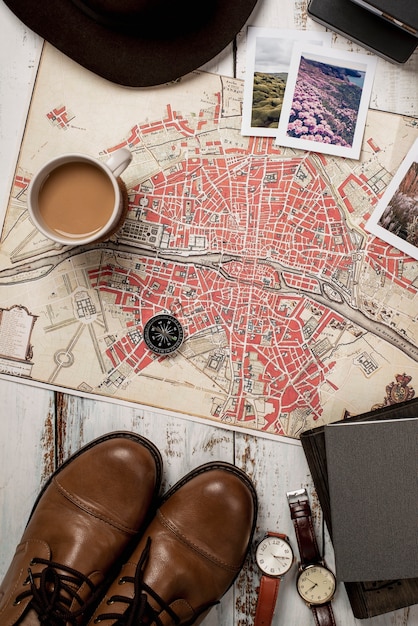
[300,397,418,618]
[307,0,418,64]
[348,0,418,34]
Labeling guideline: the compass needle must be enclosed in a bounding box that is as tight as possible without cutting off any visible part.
[144,313,184,355]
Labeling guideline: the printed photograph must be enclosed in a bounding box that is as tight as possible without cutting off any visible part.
[366,138,418,260]
[241,28,332,137]
[276,44,377,159]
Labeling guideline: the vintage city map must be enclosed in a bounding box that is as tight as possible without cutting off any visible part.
[0,43,417,439]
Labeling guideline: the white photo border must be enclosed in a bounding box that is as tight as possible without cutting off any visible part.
[275,43,377,159]
[241,28,332,138]
[366,137,418,261]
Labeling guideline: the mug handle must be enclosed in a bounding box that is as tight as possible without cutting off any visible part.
[105,147,133,178]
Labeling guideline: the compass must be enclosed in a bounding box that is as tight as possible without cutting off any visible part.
[143,313,184,355]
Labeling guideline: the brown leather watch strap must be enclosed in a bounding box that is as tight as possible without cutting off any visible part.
[288,496,320,565]
[254,574,280,626]
[312,603,337,626]
[287,491,336,626]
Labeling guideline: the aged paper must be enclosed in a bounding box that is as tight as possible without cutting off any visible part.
[0,44,417,438]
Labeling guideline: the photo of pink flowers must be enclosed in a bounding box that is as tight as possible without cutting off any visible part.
[287,57,364,147]
[276,44,377,159]
[366,138,418,261]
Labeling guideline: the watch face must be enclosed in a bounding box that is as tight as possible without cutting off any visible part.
[297,564,336,604]
[256,535,294,577]
[143,314,184,355]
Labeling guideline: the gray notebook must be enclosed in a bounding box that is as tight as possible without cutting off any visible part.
[324,417,418,582]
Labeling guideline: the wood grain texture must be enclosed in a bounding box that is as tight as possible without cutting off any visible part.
[0,380,55,574]
[1,0,418,624]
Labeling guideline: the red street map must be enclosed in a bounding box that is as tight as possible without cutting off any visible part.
[0,45,417,438]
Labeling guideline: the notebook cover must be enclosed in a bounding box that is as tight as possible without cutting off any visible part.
[307,0,418,64]
[300,397,418,618]
[325,417,418,581]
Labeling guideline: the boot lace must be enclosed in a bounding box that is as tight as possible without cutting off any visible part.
[93,537,216,625]
[13,557,100,625]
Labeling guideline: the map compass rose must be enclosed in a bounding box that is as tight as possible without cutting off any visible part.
[143,313,184,355]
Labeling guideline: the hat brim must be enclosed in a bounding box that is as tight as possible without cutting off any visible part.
[2,0,259,87]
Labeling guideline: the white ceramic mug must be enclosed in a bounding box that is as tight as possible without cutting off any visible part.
[27,148,133,245]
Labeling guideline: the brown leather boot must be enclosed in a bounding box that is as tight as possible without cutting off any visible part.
[0,432,162,625]
[88,461,258,625]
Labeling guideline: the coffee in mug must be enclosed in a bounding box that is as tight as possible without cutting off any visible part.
[28,148,132,245]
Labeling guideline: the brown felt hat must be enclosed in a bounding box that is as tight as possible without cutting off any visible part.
[2,0,259,87]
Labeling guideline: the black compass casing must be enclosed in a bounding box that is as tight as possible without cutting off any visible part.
[143,313,184,355]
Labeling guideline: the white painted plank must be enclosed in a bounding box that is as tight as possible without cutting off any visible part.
[0,379,55,575]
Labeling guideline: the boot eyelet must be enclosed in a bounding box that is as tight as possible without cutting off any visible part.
[118,578,126,585]
[13,599,21,606]
[106,598,115,605]
[94,619,102,624]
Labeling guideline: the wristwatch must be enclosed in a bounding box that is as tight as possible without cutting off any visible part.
[286,489,336,626]
[254,531,294,626]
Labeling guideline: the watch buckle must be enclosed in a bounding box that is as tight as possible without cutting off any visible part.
[286,488,307,503]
